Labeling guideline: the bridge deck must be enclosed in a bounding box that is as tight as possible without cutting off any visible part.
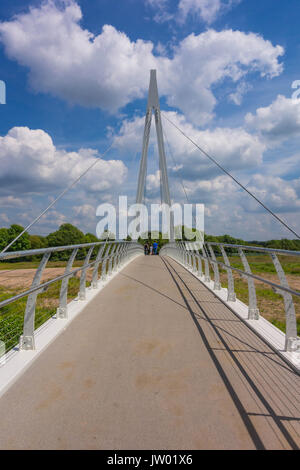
[0,256,299,450]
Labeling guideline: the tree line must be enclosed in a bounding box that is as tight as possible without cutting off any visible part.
[0,223,299,261]
[0,223,100,261]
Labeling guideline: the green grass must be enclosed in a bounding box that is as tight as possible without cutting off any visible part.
[217,254,300,275]
[217,273,300,335]
[1,253,299,354]
[199,252,300,336]
[0,260,85,270]
[271,318,300,336]
[0,275,88,353]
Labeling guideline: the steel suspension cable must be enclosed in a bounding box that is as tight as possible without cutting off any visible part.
[163,128,190,206]
[162,112,300,240]
[163,127,210,257]
[0,142,114,254]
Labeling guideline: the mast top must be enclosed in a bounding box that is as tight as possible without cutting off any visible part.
[147,69,160,110]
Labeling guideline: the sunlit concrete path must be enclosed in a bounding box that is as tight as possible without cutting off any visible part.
[0,255,299,450]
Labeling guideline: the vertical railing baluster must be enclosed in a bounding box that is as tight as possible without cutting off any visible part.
[121,242,129,265]
[270,253,298,351]
[91,244,106,288]
[187,248,192,268]
[102,243,114,280]
[112,244,122,273]
[57,248,79,318]
[115,244,122,269]
[192,251,197,272]
[207,244,221,290]
[182,242,188,266]
[196,252,203,277]
[120,243,127,266]
[20,252,51,350]
[108,244,117,276]
[202,247,211,282]
[100,243,109,281]
[220,245,236,302]
[183,243,186,265]
[182,242,186,265]
[238,248,259,320]
[79,246,94,300]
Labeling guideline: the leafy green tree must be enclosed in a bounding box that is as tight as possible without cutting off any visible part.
[0,228,9,252]
[7,225,30,252]
[84,233,99,244]
[47,224,86,260]
[84,233,100,258]
[29,235,48,250]
[47,223,85,247]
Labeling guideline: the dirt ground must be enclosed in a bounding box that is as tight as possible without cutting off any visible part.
[220,272,300,322]
[0,267,94,290]
[0,267,298,324]
[253,272,300,292]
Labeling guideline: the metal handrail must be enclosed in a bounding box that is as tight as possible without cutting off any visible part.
[207,242,300,257]
[161,243,300,296]
[161,241,300,353]
[0,241,143,352]
[195,253,300,298]
[0,240,117,261]
[0,260,102,309]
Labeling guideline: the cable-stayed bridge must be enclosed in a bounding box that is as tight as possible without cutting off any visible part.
[0,71,299,450]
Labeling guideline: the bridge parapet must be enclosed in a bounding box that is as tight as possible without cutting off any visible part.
[161,242,300,369]
[0,241,143,354]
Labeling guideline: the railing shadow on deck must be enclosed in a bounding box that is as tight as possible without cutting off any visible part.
[161,256,300,451]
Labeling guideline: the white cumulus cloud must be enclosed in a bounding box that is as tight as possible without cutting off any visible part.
[114,111,266,180]
[245,95,300,144]
[178,0,239,24]
[147,0,240,25]
[0,126,127,195]
[0,0,284,124]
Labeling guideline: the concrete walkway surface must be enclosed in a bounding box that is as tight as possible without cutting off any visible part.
[0,255,299,450]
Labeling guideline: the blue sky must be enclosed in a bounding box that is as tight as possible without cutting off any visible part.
[0,0,299,240]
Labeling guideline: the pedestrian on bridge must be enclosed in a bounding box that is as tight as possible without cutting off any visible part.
[153,241,158,255]
[144,242,149,255]
[149,244,153,255]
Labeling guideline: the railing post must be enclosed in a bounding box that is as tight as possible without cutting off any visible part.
[196,253,203,277]
[270,253,298,352]
[184,245,189,267]
[79,246,94,300]
[202,250,211,282]
[120,243,127,265]
[238,248,259,320]
[192,251,197,273]
[101,244,110,281]
[108,244,117,276]
[175,243,180,262]
[112,244,122,273]
[207,244,221,290]
[180,242,186,265]
[91,244,106,288]
[102,243,115,280]
[220,245,236,302]
[57,248,79,319]
[20,252,51,350]
[115,244,123,269]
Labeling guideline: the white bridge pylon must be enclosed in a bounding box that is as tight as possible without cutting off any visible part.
[136,70,174,241]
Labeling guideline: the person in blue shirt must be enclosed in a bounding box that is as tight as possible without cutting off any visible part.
[153,241,158,255]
